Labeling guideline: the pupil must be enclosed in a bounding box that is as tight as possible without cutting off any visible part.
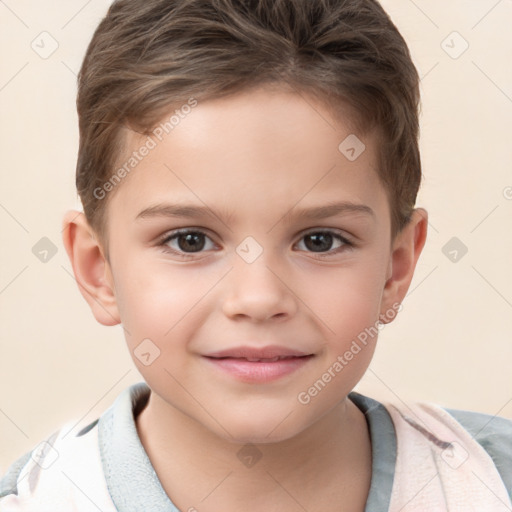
[175,233,334,253]
[305,233,332,252]
[179,233,205,252]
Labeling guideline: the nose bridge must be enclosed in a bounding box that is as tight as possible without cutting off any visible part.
[221,236,297,321]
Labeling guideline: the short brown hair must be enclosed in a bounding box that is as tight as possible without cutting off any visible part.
[76,0,422,246]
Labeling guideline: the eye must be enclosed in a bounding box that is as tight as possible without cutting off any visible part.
[157,228,354,260]
[295,230,353,256]
[159,229,216,258]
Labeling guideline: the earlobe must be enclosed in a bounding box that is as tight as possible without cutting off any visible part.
[61,210,121,326]
[379,208,428,324]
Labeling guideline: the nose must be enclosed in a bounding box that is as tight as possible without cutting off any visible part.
[221,252,298,323]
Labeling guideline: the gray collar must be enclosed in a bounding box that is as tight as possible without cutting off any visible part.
[97,382,396,511]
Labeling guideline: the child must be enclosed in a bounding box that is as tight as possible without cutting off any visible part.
[1,0,511,510]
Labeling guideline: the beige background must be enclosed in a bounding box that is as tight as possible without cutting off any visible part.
[1,0,511,473]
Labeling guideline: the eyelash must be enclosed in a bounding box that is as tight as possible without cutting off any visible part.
[157,228,355,260]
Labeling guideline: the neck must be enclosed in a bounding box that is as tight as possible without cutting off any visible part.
[136,391,372,512]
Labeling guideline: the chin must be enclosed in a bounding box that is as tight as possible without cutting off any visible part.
[211,412,305,446]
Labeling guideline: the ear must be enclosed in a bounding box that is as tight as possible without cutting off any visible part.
[379,208,428,324]
[61,210,120,326]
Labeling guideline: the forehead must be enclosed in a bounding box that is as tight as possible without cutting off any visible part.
[106,86,388,229]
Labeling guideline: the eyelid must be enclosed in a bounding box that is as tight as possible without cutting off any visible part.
[158,226,353,245]
[157,226,355,260]
[157,228,218,260]
[299,226,353,240]
[161,228,218,247]
[159,227,217,244]
[293,228,355,256]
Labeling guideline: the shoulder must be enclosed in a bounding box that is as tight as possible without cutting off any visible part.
[0,383,150,511]
[385,399,512,501]
[350,392,512,508]
[0,424,65,501]
[444,406,512,445]
[0,419,116,511]
[0,451,32,500]
[444,406,512,492]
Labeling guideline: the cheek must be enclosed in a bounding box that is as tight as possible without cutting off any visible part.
[112,258,217,346]
[299,259,386,338]
[112,266,199,385]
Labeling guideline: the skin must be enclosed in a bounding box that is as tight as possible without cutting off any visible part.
[62,85,427,512]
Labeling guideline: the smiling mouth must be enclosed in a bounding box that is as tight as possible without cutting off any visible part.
[203,354,314,383]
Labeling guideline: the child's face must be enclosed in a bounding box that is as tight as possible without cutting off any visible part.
[90,86,415,442]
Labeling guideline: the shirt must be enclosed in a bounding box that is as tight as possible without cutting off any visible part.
[1,382,511,511]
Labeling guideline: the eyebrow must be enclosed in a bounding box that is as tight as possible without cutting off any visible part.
[135,200,375,225]
[136,203,235,225]
[284,201,375,222]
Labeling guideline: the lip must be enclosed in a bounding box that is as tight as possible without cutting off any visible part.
[204,345,311,359]
[202,345,314,383]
